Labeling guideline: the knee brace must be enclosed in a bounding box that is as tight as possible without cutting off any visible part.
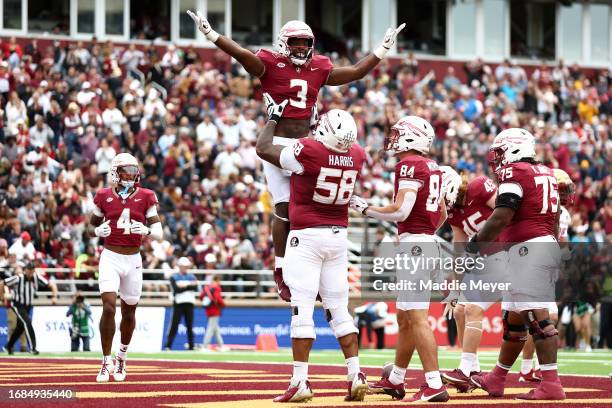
[502,310,528,342]
[326,307,358,339]
[291,306,316,339]
[526,310,559,341]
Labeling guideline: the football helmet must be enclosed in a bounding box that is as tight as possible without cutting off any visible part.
[489,128,536,171]
[385,116,435,154]
[313,109,357,153]
[276,20,314,66]
[110,153,141,189]
[553,168,575,206]
[439,166,463,208]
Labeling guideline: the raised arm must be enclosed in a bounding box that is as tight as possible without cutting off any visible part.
[256,93,288,168]
[187,10,265,77]
[326,23,405,86]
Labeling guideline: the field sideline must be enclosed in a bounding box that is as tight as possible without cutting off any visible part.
[8,348,612,376]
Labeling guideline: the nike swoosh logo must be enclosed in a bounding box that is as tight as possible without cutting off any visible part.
[421,390,446,401]
[310,67,318,71]
[134,199,142,202]
[467,201,474,206]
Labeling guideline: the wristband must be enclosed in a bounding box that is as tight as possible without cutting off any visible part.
[374,44,390,59]
[206,30,220,43]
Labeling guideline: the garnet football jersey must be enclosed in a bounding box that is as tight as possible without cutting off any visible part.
[394,155,443,235]
[558,206,570,241]
[281,138,365,230]
[448,176,497,238]
[256,49,333,120]
[497,162,559,243]
[93,187,158,247]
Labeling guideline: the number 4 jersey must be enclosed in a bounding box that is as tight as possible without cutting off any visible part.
[280,138,366,230]
[394,155,443,236]
[93,187,158,247]
[497,162,559,243]
[256,49,333,120]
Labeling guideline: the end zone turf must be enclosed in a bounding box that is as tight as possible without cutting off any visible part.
[0,357,610,408]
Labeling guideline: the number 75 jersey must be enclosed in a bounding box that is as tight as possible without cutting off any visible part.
[283,138,365,230]
[497,162,559,243]
[93,187,158,247]
[256,49,333,120]
[394,155,443,236]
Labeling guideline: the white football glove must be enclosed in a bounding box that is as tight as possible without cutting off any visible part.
[309,105,319,129]
[186,10,219,42]
[263,92,289,123]
[441,290,460,320]
[374,23,406,59]
[349,195,369,214]
[130,221,150,236]
[94,220,111,238]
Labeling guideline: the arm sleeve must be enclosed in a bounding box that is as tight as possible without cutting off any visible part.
[279,145,305,174]
[366,190,417,222]
[92,192,104,217]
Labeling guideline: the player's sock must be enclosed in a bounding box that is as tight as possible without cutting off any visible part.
[473,354,481,372]
[458,352,477,377]
[117,343,129,360]
[520,358,533,374]
[492,362,511,377]
[345,356,360,381]
[291,361,308,386]
[388,365,406,385]
[539,363,559,381]
[102,355,112,364]
[424,371,443,389]
[275,256,284,269]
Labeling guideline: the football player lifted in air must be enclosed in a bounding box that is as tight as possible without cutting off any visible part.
[89,153,163,382]
[256,93,367,403]
[468,128,566,400]
[188,9,404,303]
[351,116,450,403]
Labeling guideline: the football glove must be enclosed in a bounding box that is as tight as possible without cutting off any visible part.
[374,23,406,59]
[309,105,319,129]
[273,268,291,302]
[349,195,369,214]
[186,10,219,42]
[263,92,289,123]
[130,221,151,236]
[94,220,111,238]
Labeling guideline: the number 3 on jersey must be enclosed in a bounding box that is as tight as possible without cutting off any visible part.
[117,208,132,235]
[290,79,307,109]
[313,167,357,205]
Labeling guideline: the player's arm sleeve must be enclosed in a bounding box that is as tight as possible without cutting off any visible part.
[495,182,523,211]
[146,192,160,218]
[92,193,104,217]
[365,181,420,222]
[279,144,305,175]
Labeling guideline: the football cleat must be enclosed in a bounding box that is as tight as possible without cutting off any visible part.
[469,372,505,397]
[518,369,542,383]
[344,372,368,401]
[96,360,113,382]
[273,380,314,403]
[2,345,13,355]
[113,356,127,381]
[441,369,474,393]
[403,383,450,403]
[368,377,405,400]
[516,380,565,400]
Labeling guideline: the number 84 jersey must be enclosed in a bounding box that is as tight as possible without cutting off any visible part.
[395,155,443,236]
[93,187,158,247]
[256,49,333,120]
[280,138,366,230]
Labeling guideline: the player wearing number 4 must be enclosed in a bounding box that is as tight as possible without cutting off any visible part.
[257,93,367,403]
[351,116,450,403]
[187,9,404,304]
[89,153,163,382]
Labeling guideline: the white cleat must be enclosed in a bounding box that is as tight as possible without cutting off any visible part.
[113,356,127,381]
[96,360,113,382]
[273,380,314,403]
[345,372,369,401]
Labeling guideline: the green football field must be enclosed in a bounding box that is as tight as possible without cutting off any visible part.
[20,348,612,377]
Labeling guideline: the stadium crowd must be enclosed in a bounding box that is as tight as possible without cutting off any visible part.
[0,37,609,346]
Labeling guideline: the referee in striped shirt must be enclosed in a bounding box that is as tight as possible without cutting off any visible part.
[0,262,58,354]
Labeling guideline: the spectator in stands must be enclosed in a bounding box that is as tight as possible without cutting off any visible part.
[200,275,226,351]
[8,232,35,262]
[165,257,198,350]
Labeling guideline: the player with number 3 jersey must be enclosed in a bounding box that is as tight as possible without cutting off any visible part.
[89,153,163,384]
[351,116,450,403]
[187,9,405,302]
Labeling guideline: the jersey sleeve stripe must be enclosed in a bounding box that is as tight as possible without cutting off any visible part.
[498,182,523,197]
[398,179,422,191]
[92,204,103,217]
[279,146,304,174]
[146,205,158,218]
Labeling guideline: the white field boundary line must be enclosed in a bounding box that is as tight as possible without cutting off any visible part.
[1,355,609,378]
